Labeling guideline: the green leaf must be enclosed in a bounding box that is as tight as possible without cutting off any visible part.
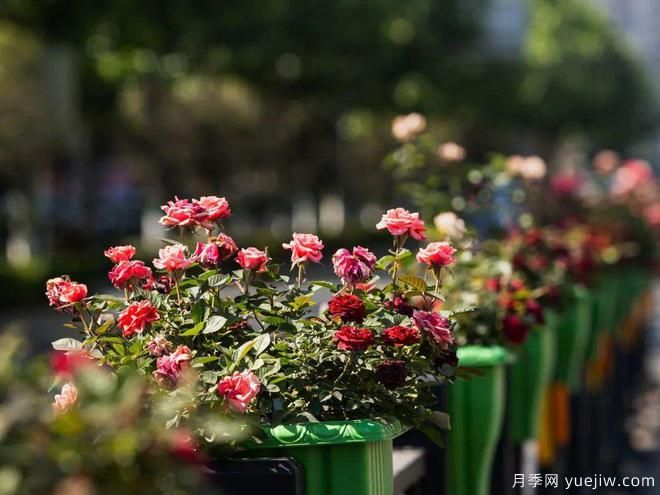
[418,422,445,447]
[376,255,395,270]
[263,316,287,327]
[399,275,427,293]
[232,338,257,365]
[254,333,271,356]
[94,319,114,335]
[208,274,231,287]
[309,281,335,290]
[428,410,451,430]
[180,321,206,336]
[191,301,206,323]
[51,338,83,351]
[203,315,228,334]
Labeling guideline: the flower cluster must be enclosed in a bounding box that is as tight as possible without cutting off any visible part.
[47,197,458,444]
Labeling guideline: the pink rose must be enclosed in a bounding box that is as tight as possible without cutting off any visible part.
[147,334,173,357]
[282,233,324,266]
[153,244,192,271]
[108,260,152,288]
[46,276,88,311]
[159,197,210,229]
[104,245,136,264]
[236,247,270,272]
[193,242,220,267]
[413,310,454,348]
[376,208,426,241]
[217,370,261,413]
[53,382,78,414]
[193,196,231,222]
[391,113,427,142]
[332,246,377,287]
[117,300,160,338]
[416,242,457,268]
[154,345,192,386]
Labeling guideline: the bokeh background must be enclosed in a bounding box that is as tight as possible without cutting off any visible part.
[0,0,658,314]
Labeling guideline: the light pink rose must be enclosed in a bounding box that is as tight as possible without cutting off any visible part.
[46,276,88,311]
[217,370,261,413]
[437,142,466,162]
[53,382,78,414]
[103,245,136,264]
[147,334,173,357]
[391,113,427,142]
[193,195,231,222]
[416,242,457,268]
[282,233,324,266]
[376,208,426,241]
[332,246,377,287]
[236,247,270,272]
[433,212,466,239]
[154,346,192,386]
[413,310,454,348]
[153,244,192,271]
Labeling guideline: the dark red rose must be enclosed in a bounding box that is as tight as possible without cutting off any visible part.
[502,313,529,344]
[375,360,407,389]
[328,294,366,323]
[512,253,528,270]
[381,326,421,347]
[434,349,459,371]
[334,326,374,351]
[384,295,414,316]
[526,299,545,324]
[509,279,525,292]
[524,229,543,247]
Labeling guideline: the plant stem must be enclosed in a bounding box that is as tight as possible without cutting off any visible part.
[297,264,304,289]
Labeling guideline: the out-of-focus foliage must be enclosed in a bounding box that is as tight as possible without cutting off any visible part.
[0,333,244,495]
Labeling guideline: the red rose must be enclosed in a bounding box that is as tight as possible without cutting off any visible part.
[46,276,87,311]
[108,260,152,288]
[502,313,529,344]
[117,300,160,338]
[334,326,374,351]
[381,326,421,347]
[328,294,366,323]
[384,295,414,316]
[526,299,545,324]
[375,360,407,389]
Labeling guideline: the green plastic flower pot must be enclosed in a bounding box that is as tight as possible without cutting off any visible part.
[241,419,407,495]
[585,275,616,362]
[448,345,510,495]
[554,285,592,392]
[508,309,558,443]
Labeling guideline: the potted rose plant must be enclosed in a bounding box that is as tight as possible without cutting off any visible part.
[46,197,460,495]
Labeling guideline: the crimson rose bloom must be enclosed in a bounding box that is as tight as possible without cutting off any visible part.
[117,300,160,338]
[108,260,152,288]
[381,326,421,347]
[502,313,529,344]
[384,295,414,316]
[334,326,374,351]
[328,294,366,323]
[375,360,407,389]
[217,370,261,413]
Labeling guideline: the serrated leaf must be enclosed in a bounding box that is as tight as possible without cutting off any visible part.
[399,275,427,293]
[51,338,83,351]
[203,315,227,334]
